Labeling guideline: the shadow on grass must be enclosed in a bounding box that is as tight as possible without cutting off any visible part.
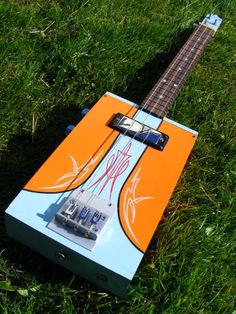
[0,29,191,287]
[0,105,86,286]
[120,29,192,108]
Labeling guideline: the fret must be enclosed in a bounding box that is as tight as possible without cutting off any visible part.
[151,89,178,98]
[149,93,177,105]
[145,104,168,112]
[145,102,169,111]
[144,104,168,113]
[174,49,205,67]
[145,102,168,110]
[145,92,177,112]
[140,22,214,117]
[146,101,167,110]
[145,101,170,112]
[144,106,168,116]
[144,98,168,107]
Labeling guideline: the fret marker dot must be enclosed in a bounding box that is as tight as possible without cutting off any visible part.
[178,67,182,71]
[191,48,194,51]
[198,38,201,41]
[174,84,178,87]
[185,58,188,61]
[159,95,164,99]
[163,79,167,83]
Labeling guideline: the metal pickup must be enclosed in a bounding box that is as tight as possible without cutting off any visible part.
[109,113,169,150]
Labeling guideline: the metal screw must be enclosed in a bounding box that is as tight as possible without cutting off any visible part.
[55,251,67,261]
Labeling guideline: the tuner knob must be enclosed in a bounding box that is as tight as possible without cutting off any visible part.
[65,108,90,135]
[81,108,90,117]
[65,124,75,135]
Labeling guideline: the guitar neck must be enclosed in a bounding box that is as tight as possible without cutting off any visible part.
[140,23,215,118]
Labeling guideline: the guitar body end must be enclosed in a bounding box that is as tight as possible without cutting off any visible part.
[5,92,197,295]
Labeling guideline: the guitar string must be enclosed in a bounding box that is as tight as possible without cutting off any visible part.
[83,25,210,191]
[73,24,210,204]
[66,24,212,224]
[72,24,208,217]
[120,26,210,152]
[141,24,212,120]
[135,25,213,146]
[140,26,204,114]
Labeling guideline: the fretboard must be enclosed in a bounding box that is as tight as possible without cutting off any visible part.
[140,23,215,117]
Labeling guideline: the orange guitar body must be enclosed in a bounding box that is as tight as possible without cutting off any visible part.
[25,93,197,253]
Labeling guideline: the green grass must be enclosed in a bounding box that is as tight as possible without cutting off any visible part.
[0,0,235,313]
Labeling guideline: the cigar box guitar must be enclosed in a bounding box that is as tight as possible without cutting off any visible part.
[5,14,222,295]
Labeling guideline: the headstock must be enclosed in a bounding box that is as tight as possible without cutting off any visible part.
[202,14,222,32]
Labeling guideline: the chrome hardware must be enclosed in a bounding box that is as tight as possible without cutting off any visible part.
[48,190,116,250]
[109,113,169,150]
[55,250,67,261]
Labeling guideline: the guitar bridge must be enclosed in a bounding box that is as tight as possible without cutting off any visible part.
[109,113,169,150]
[47,190,116,251]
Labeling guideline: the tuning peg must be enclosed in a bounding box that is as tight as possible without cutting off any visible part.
[65,124,75,135]
[81,108,90,117]
[65,108,90,135]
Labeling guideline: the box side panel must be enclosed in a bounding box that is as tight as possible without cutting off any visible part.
[5,213,130,296]
[5,190,143,280]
